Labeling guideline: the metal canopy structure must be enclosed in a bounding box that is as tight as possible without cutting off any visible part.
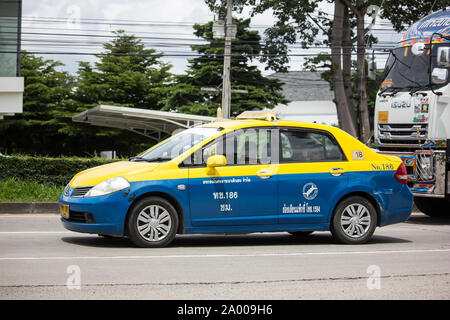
[72,105,216,142]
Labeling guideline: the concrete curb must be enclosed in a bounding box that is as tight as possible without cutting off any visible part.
[0,202,59,214]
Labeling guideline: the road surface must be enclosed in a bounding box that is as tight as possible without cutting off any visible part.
[0,213,449,299]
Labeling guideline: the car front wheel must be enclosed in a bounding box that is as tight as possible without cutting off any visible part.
[331,196,377,244]
[127,197,179,248]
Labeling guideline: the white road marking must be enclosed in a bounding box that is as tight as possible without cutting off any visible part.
[0,214,60,218]
[0,231,72,234]
[0,248,449,261]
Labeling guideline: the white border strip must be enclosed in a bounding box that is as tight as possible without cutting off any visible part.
[1,248,449,261]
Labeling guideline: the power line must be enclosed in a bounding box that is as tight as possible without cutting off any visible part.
[14,15,398,27]
[1,29,398,50]
[0,50,391,58]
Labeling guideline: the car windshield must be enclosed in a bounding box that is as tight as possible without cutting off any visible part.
[133,127,221,162]
[380,43,450,92]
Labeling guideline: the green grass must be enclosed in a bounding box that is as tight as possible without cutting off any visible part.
[0,178,64,202]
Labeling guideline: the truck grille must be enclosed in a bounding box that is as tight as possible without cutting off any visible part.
[72,186,93,197]
[378,123,428,143]
[415,152,434,182]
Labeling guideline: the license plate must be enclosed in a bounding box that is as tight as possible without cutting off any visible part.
[60,204,69,219]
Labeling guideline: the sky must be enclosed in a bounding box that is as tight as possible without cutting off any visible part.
[21,0,400,75]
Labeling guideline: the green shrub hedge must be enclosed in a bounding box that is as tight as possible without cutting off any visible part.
[0,155,117,186]
[0,178,65,202]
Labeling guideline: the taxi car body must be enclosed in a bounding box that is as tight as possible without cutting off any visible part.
[60,113,413,247]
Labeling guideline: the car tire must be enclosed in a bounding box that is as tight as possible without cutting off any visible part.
[127,197,179,248]
[414,197,449,218]
[330,196,377,244]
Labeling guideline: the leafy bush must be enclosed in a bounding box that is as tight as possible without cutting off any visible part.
[0,178,64,202]
[0,155,116,186]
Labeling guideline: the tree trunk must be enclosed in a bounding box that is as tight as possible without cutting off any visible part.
[355,1,371,144]
[331,0,358,137]
[342,7,358,138]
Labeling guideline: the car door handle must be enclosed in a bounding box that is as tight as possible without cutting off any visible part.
[256,170,274,179]
[329,168,345,176]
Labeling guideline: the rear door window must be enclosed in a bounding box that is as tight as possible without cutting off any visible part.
[280,129,345,163]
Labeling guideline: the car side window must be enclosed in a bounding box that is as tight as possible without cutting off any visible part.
[280,129,345,163]
[186,128,276,166]
[235,128,273,165]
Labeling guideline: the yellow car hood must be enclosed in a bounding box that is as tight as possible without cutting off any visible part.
[70,161,161,187]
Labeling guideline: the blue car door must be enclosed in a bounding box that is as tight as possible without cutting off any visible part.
[277,128,349,226]
[186,127,279,228]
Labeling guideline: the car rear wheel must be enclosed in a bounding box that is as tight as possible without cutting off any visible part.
[331,196,377,244]
[127,197,178,248]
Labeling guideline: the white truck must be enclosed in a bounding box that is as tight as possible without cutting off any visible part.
[374,8,450,217]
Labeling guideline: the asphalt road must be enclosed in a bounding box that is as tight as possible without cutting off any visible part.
[0,213,449,300]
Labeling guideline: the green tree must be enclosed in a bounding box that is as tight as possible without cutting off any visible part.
[64,30,176,156]
[76,30,172,109]
[206,0,448,143]
[0,52,76,155]
[162,19,288,117]
[379,0,449,31]
[0,51,159,157]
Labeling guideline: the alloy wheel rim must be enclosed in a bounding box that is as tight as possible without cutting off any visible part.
[137,205,172,242]
[340,204,371,238]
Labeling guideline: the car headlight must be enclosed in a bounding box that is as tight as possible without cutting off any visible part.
[84,177,130,197]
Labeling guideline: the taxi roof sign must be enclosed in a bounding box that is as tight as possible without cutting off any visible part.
[236,110,277,121]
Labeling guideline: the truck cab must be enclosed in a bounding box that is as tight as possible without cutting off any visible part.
[374,8,450,216]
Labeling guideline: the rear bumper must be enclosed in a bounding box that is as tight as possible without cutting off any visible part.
[379,184,413,226]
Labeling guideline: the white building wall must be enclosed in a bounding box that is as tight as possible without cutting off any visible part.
[274,100,339,126]
[0,77,24,119]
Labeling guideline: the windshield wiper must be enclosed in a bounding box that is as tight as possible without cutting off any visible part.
[409,85,430,95]
[378,86,403,96]
[129,156,150,162]
[145,157,172,162]
[129,156,171,162]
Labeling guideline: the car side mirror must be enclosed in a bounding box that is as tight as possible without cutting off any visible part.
[431,67,448,84]
[437,47,450,67]
[206,155,227,168]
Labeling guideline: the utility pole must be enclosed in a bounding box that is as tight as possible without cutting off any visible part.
[221,0,233,119]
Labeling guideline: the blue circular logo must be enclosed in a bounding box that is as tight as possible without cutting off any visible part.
[302,182,318,200]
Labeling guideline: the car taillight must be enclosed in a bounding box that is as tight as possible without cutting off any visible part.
[394,163,408,184]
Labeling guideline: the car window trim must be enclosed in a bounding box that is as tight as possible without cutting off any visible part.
[278,127,348,163]
[179,126,280,168]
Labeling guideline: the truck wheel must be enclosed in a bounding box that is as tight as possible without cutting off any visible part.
[414,197,450,218]
[127,197,179,248]
[330,196,377,244]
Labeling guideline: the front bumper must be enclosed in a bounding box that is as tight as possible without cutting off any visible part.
[59,188,132,236]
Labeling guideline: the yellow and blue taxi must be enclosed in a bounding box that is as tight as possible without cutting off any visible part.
[60,111,413,247]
